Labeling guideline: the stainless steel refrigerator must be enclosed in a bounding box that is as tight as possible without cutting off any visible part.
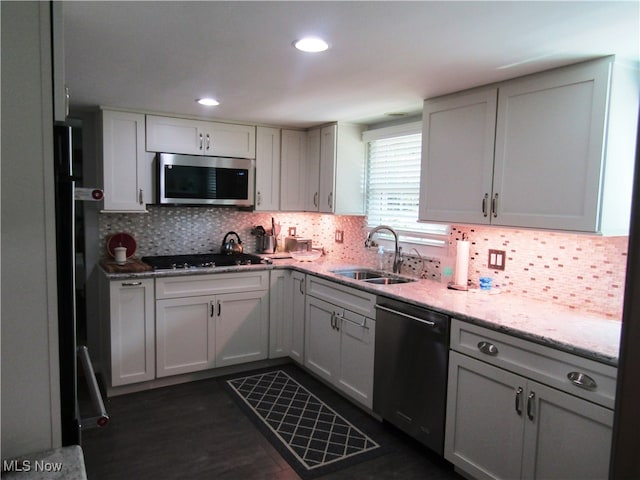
[53,124,108,445]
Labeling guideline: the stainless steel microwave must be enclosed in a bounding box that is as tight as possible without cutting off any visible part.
[156,153,255,207]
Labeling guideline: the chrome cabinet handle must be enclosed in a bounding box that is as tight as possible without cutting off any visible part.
[299,279,304,295]
[210,301,214,318]
[328,192,333,209]
[206,133,211,150]
[334,312,341,331]
[515,387,523,415]
[567,372,598,391]
[139,188,143,205]
[482,193,489,217]
[256,191,261,205]
[527,392,535,420]
[199,133,204,150]
[330,312,335,329]
[217,301,221,317]
[491,193,499,218]
[121,281,142,286]
[478,341,499,356]
[313,192,318,207]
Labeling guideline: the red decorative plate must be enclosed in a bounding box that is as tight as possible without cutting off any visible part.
[107,232,137,258]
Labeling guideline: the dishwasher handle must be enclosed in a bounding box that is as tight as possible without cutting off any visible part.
[375,304,436,327]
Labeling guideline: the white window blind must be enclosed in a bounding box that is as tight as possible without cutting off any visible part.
[365,123,449,247]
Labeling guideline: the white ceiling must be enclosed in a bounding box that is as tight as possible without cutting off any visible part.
[64,1,640,128]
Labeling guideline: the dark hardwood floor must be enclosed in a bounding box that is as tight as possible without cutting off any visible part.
[82,366,463,479]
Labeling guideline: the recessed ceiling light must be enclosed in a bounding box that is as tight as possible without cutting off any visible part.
[196,98,220,106]
[294,37,329,53]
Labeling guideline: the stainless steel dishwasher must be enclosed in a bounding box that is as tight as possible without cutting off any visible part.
[373,296,450,456]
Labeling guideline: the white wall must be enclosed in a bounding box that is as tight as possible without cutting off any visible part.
[1,1,62,458]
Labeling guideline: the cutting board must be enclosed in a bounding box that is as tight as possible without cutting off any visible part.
[100,257,152,274]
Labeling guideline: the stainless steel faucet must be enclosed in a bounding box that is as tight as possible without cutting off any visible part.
[365,225,403,273]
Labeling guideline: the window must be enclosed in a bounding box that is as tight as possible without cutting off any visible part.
[364,121,449,250]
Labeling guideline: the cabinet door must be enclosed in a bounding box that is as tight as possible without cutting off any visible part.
[492,62,610,231]
[521,380,613,480]
[304,296,339,383]
[146,115,202,155]
[215,290,269,367]
[337,312,375,408]
[102,110,147,212]
[445,352,525,480]
[289,271,306,364]
[255,127,281,211]
[207,122,256,159]
[156,296,215,377]
[305,128,321,211]
[269,270,290,358]
[419,89,497,224]
[318,125,337,213]
[333,123,365,215]
[109,279,155,386]
[280,129,308,211]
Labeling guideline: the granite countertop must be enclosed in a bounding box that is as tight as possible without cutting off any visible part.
[101,256,622,366]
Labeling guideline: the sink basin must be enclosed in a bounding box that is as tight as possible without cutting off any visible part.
[331,269,385,280]
[331,268,416,285]
[363,277,415,285]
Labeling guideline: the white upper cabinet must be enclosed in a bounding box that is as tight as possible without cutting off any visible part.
[305,128,321,211]
[100,109,151,212]
[146,115,256,159]
[318,125,337,213]
[419,57,639,235]
[280,129,308,211]
[255,126,281,211]
[419,89,497,225]
[313,123,366,215]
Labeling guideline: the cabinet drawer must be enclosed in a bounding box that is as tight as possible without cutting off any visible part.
[450,319,617,409]
[156,271,269,299]
[307,275,376,318]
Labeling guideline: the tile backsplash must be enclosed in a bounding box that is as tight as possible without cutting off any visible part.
[98,207,629,319]
[98,206,369,261]
[451,225,628,319]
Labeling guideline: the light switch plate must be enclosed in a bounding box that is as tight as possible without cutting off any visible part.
[335,230,344,243]
[488,249,506,270]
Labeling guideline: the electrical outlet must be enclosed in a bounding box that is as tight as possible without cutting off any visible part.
[335,229,344,243]
[488,249,506,270]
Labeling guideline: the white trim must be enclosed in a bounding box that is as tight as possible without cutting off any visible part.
[362,121,422,142]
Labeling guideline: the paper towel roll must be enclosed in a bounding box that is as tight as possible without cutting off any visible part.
[454,240,469,287]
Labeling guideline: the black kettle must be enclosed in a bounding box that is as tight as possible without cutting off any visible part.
[221,231,243,254]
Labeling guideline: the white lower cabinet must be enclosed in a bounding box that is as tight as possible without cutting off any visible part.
[289,271,306,364]
[105,278,155,387]
[155,271,269,377]
[304,276,376,408]
[445,320,616,480]
[268,270,306,362]
[269,270,290,359]
[156,295,215,377]
[215,290,269,367]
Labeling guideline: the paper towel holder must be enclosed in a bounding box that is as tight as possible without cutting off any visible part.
[448,233,470,291]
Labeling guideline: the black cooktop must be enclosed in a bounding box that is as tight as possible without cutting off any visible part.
[141,252,264,270]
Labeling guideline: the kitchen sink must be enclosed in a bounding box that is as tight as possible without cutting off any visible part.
[331,268,416,284]
[364,277,414,285]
